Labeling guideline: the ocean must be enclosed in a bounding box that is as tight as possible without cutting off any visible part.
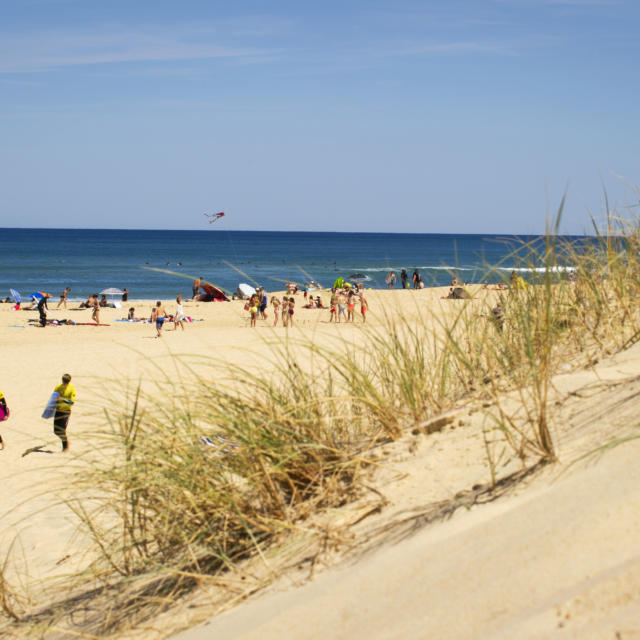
[0,228,580,301]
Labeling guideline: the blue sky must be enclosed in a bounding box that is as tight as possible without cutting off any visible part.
[0,0,638,233]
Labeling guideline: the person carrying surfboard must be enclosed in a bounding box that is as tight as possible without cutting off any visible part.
[0,389,9,450]
[53,374,76,452]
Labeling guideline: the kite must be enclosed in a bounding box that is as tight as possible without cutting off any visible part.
[205,212,225,223]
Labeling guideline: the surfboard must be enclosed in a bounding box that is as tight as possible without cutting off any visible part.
[237,283,256,299]
[42,392,59,419]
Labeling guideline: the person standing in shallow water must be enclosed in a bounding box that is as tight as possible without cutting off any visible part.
[400,269,408,289]
[53,373,76,452]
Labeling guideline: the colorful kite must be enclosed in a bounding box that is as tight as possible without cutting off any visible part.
[205,212,225,223]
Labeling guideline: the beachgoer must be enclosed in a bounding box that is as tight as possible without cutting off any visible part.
[287,297,295,327]
[329,293,338,322]
[38,293,50,327]
[360,292,368,322]
[122,288,129,302]
[386,272,396,289]
[272,296,281,326]
[249,294,259,327]
[316,296,325,309]
[337,291,347,323]
[174,294,185,331]
[91,294,100,324]
[450,277,459,287]
[57,287,71,309]
[0,389,8,450]
[510,271,517,290]
[412,269,420,289]
[53,373,75,452]
[192,277,202,300]
[151,301,167,337]
[347,290,356,322]
[400,269,408,289]
[282,297,289,328]
[127,307,136,320]
[258,288,268,319]
[99,295,108,307]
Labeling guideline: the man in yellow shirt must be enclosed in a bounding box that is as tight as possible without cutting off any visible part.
[54,373,76,452]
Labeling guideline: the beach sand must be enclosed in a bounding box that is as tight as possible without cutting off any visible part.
[1,286,639,638]
[0,287,457,584]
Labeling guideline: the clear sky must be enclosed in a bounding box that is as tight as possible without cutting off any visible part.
[1,0,638,233]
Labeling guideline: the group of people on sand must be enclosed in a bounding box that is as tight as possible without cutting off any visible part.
[385,268,424,289]
[150,295,187,337]
[329,287,368,323]
[0,373,76,453]
[244,283,369,327]
[246,289,297,328]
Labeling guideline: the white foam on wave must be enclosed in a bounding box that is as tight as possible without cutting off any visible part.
[356,266,477,273]
[496,266,576,273]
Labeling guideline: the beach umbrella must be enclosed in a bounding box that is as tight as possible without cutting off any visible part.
[9,289,21,304]
[29,291,44,300]
[99,288,125,296]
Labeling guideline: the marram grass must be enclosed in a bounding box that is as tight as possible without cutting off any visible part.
[4,212,640,637]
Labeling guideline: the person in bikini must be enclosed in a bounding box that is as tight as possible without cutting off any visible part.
[287,297,295,327]
[347,290,356,322]
[359,292,369,323]
[329,293,338,322]
[57,287,71,309]
[272,296,281,326]
[91,294,100,325]
[249,294,259,327]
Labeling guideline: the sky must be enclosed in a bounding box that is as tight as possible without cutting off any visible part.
[0,0,639,234]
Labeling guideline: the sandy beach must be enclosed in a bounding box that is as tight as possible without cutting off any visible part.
[1,286,639,638]
[0,287,456,583]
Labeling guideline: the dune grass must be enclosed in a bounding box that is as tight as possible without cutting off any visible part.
[3,213,640,637]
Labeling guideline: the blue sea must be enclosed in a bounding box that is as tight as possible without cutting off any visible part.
[0,229,581,301]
